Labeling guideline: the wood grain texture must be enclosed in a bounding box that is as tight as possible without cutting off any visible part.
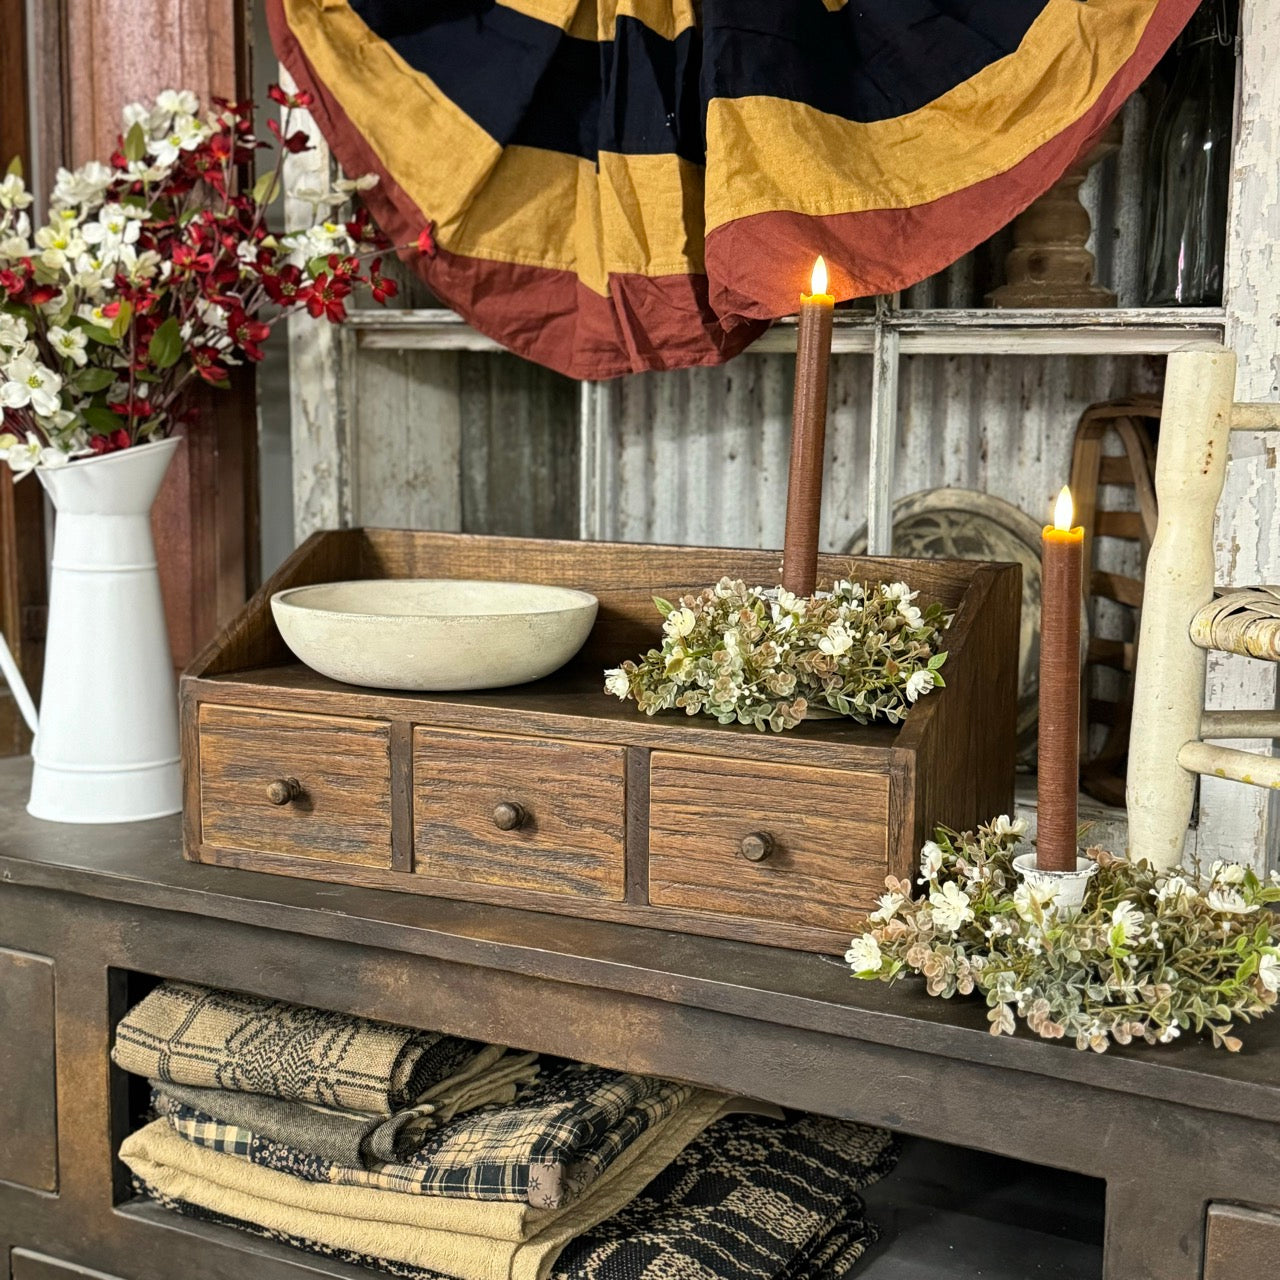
[413,727,626,900]
[1203,1203,1280,1280]
[182,532,1019,951]
[0,948,57,1193]
[197,705,391,866]
[648,752,889,933]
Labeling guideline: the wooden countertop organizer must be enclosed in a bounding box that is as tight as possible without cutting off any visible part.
[181,529,1020,954]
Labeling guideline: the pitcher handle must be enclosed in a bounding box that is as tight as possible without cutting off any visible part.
[0,630,38,735]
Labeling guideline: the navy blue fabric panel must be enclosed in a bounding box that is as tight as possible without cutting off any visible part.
[700,0,1052,123]
[349,0,562,146]
[349,0,1052,159]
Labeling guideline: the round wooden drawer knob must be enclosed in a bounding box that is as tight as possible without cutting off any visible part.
[493,801,527,831]
[740,832,775,862]
[266,777,303,806]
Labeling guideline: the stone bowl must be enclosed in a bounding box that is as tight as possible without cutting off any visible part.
[270,579,599,691]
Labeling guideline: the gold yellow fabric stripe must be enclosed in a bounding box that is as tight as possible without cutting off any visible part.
[705,0,1157,231]
[561,0,699,42]
[286,0,702,291]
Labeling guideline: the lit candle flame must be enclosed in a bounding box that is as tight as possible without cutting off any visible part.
[1053,485,1074,532]
[810,255,828,297]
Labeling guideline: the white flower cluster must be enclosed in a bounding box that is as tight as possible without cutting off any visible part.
[847,820,1280,1053]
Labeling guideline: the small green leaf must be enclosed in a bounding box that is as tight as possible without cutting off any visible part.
[123,122,147,164]
[307,254,331,278]
[74,367,116,393]
[82,406,126,434]
[251,170,281,206]
[108,301,134,341]
[6,155,22,178]
[652,597,674,617]
[148,316,183,370]
[82,324,117,345]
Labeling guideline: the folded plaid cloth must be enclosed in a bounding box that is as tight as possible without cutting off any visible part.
[112,982,485,1115]
[155,1060,693,1209]
[121,1090,746,1280]
[152,1048,539,1166]
[130,1112,894,1280]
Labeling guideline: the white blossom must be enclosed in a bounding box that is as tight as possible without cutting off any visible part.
[51,161,114,209]
[0,173,32,211]
[868,890,905,924]
[1207,887,1257,915]
[918,840,944,881]
[662,607,696,638]
[1211,860,1247,885]
[904,669,935,702]
[0,354,63,417]
[47,326,89,367]
[1259,952,1280,994]
[929,881,974,934]
[990,814,1028,839]
[818,622,854,656]
[603,669,630,699]
[0,314,28,349]
[1108,900,1145,947]
[845,934,883,974]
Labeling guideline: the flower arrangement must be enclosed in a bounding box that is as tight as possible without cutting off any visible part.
[847,817,1280,1052]
[0,86,428,475]
[604,576,950,732]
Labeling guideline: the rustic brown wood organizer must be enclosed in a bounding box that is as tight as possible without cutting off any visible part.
[181,530,1020,953]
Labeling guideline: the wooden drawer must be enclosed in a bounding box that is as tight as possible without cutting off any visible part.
[413,728,626,900]
[1204,1203,1280,1280]
[198,705,392,866]
[648,752,890,933]
[11,1252,125,1280]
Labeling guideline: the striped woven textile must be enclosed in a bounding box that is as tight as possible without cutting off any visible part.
[132,1111,897,1280]
[155,1060,693,1209]
[267,0,1198,379]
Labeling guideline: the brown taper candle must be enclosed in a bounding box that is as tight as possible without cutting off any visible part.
[1037,485,1084,872]
[782,256,835,596]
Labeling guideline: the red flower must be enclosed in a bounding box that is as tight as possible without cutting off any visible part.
[416,224,436,257]
[190,346,230,384]
[266,118,310,153]
[267,84,314,110]
[226,306,271,361]
[368,257,397,305]
[305,272,351,323]
[89,429,133,455]
[262,263,307,305]
[99,301,122,319]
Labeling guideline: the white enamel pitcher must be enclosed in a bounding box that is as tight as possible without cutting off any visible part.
[0,436,183,823]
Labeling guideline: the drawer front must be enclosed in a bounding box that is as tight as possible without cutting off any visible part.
[11,1252,125,1280]
[198,705,392,865]
[413,728,626,900]
[0,949,57,1193]
[648,752,890,932]
[1205,1204,1280,1280]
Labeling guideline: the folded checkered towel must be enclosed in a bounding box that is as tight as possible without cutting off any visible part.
[155,1060,700,1210]
[151,1048,540,1166]
[112,981,484,1115]
[130,1112,895,1280]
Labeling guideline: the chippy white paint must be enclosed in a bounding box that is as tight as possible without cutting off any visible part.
[1127,347,1237,867]
[23,439,183,823]
[1208,0,1280,870]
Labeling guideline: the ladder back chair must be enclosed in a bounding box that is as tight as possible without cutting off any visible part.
[1127,345,1280,868]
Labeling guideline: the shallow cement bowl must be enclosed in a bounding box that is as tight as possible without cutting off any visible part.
[271,579,599,691]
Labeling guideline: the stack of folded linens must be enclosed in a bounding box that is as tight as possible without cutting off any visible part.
[114,983,896,1280]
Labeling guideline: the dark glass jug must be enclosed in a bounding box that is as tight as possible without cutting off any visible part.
[1142,1,1235,306]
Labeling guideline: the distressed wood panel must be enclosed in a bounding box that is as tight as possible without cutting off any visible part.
[197,705,392,866]
[1210,0,1280,871]
[353,349,463,531]
[457,354,579,539]
[0,947,57,1192]
[413,728,626,899]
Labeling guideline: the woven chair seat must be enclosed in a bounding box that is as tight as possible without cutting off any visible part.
[1189,586,1280,661]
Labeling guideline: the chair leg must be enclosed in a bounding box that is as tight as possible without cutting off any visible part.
[1127,347,1237,868]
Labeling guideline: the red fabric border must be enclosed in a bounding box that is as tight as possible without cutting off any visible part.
[268,0,1197,377]
[705,0,1201,324]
